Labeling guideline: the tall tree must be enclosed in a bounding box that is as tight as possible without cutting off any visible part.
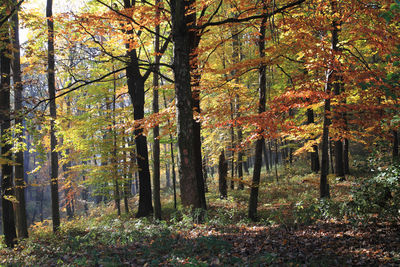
[333,76,345,178]
[320,0,341,199]
[248,2,267,221]
[170,0,203,208]
[152,0,162,220]
[188,0,207,210]
[12,0,28,238]
[0,8,17,247]
[111,68,121,216]
[46,0,60,232]
[122,0,153,217]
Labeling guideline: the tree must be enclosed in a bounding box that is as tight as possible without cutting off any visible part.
[121,0,154,217]
[218,149,227,199]
[248,2,267,221]
[307,109,320,173]
[46,0,60,231]
[0,5,17,247]
[152,0,162,219]
[170,0,203,208]
[12,0,28,238]
[320,0,342,199]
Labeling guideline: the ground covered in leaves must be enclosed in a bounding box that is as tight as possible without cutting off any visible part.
[1,215,399,266]
[1,165,400,266]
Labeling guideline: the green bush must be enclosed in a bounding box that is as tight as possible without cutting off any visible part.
[347,164,400,221]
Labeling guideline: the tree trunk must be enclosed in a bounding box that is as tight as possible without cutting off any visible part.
[329,139,335,174]
[231,9,244,190]
[343,138,350,174]
[243,156,249,175]
[230,101,235,190]
[248,5,267,221]
[112,69,121,216]
[164,145,171,187]
[39,186,44,222]
[0,18,17,247]
[123,0,153,218]
[262,142,269,172]
[333,77,344,178]
[165,162,171,187]
[152,1,162,219]
[62,151,73,219]
[307,109,320,173]
[268,141,273,170]
[238,143,244,190]
[393,130,399,162]
[162,92,177,209]
[81,174,88,214]
[189,3,207,210]
[334,140,345,178]
[122,140,130,214]
[202,156,209,193]
[320,0,340,198]
[218,150,228,199]
[12,1,28,239]
[274,140,279,183]
[321,97,332,198]
[46,0,60,232]
[170,0,202,208]
[63,99,73,219]
[170,141,177,209]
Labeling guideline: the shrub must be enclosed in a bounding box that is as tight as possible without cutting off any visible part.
[347,164,400,221]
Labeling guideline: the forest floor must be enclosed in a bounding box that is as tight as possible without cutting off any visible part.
[1,162,400,266]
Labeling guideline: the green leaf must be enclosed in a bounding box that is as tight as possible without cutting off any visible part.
[380,11,393,23]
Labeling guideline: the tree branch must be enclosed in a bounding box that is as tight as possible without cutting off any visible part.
[0,0,24,27]
[29,67,127,113]
[197,0,305,29]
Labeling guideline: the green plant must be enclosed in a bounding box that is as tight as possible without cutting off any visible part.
[347,164,400,221]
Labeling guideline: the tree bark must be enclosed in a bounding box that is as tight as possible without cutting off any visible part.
[333,78,344,178]
[343,138,350,174]
[218,150,228,199]
[170,0,203,208]
[262,142,269,172]
[122,139,130,214]
[320,0,340,198]
[12,1,28,239]
[162,92,177,209]
[321,97,332,198]
[188,0,207,210]
[46,0,60,232]
[231,20,244,189]
[202,155,209,192]
[334,140,344,177]
[230,102,235,190]
[274,140,279,183]
[248,4,267,221]
[164,144,171,187]
[111,68,121,216]
[393,130,399,162]
[307,108,320,173]
[152,0,162,219]
[123,0,153,217]
[63,99,73,219]
[329,139,335,174]
[62,149,73,219]
[0,17,17,247]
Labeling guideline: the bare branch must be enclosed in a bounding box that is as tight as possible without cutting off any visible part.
[197,0,305,29]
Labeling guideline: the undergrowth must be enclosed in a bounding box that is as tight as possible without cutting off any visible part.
[1,159,399,266]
